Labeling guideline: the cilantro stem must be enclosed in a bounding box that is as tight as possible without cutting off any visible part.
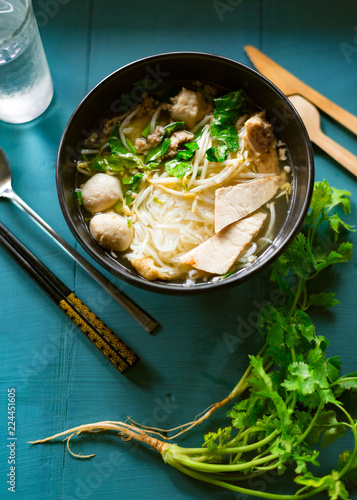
[330,377,357,388]
[228,344,268,399]
[295,485,312,496]
[254,461,281,471]
[198,470,268,482]
[301,285,308,310]
[291,348,297,363]
[306,271,321,281]
[297,400,324,444]
[172,452,279,472]
[231,431,250,463]
[310,224,319,245]
[333,402,357,480]
[181,430,279,456]
[289,279,305,317]
[253,431,282,463]
[166,456,326,500]
[229,425,261,449]
[309,213,326,246]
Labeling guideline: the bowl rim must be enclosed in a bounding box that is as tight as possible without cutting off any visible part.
[56,50,314,294]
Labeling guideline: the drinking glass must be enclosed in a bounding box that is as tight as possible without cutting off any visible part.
[0,0,53,123]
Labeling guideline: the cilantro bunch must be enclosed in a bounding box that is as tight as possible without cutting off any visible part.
[33,181,357,500]
[163,181,357,499]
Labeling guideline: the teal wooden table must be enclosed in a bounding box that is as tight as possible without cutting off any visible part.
[1,1,357,499]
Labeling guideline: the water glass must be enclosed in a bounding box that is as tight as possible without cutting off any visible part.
[0,0,53,123]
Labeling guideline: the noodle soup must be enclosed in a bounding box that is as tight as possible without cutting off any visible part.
[75,82,292,285]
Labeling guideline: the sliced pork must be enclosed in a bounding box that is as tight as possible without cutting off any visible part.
[180,212,267,275]
[215,176,280,233]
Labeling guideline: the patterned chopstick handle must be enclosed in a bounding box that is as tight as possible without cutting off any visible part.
[59,293,139,373]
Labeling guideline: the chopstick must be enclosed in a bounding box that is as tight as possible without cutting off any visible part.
[0,222,139,374]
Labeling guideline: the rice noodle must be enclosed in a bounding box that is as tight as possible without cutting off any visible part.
[77,166,93,176]
[126,179,214,279]
[104,110,132,132]
[119,106,140,151]
[99,142,109,154]
[237,172,274,179]
[123,152,281,280]
[257,237,273,245]
[190,114,212,133]
[80,149,99,155]
[244,242,258,257]
[265,202,276,241]
[150,104,163,134]
[188,125,211,187]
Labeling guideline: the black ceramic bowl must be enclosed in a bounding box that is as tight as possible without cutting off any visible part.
[56,52,314,293]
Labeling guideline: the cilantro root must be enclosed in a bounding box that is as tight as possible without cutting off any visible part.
[31,181,357,500]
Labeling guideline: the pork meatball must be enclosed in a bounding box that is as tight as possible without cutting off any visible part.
[90,213,132,252]
[81,173,122,214]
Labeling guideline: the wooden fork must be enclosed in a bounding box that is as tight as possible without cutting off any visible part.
[289,95,357,178]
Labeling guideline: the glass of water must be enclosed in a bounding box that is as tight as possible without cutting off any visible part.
[0,0,53,123]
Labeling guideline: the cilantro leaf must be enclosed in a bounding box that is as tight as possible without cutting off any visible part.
[282,233,316,279]
[326,357,342,383]
[307,292,340,310]
[202,427,232,451]
[307,410,347,448]
[229,395,268,430]
[306,181,353,239]
[295,472,350,500]
[333,372,357,397]
[315,242,353,273]
[294,471,333,490]
[328,213,355,241]
[293,449,320,474]
[226,407,247,430]
[328,477,350,500]
[330,186,352,214]
[266,324,285,348]
[306,180,333,226]
[281,356,333,398]
[249,356,289,425]
[282,361,317,395]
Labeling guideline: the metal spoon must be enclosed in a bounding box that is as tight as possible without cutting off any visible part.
[0,147,157,333]
[289,95,357,178]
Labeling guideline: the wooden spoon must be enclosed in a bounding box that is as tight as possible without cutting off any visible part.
[289,95,357,177]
